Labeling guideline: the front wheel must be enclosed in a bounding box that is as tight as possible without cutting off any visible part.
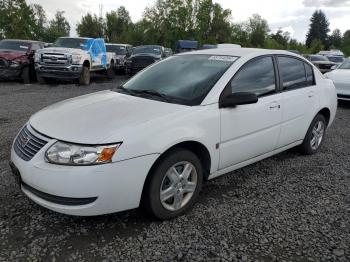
[79,66,90,85]
[300,114,326,155]
[143,149,203,220]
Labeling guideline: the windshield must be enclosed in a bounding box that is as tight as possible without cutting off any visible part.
[339,60,350,69]
[0,41,30,52]
[119,55,237,106]
[133,46,161,55]
[53,38,88,49]
[106,45,127,55]
[327,56,344,63]
[311,55,329,62]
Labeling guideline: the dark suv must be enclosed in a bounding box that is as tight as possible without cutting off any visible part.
[0,39,44,83]
[125,45,165,75]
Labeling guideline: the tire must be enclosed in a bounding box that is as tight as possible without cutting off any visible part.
[143,149,203,220]
[21,67,31,84]
[79,66,90,85]
[36,73,46,84]
[106,63,115,79]
[300,114,327,155]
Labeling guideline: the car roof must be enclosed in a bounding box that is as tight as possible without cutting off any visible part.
[58,37,92,40]
[180,47,301,58]
[106,43,131,46]
[1,39,43,44]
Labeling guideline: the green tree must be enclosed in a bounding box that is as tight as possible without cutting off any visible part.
[306,10,330,48]
[0,0,36,39]
[46,11,70,42]
[342,30,350,56]
[30,4,47,41]
[309,39,325,54]
[246,14,269,48]
[105,6,132,43]
[76,13,104,38]
[329,29,342,49]
[270,29,290,49]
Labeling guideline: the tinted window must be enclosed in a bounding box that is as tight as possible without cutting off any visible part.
[310,55,329,62]
[121,55,237,106]
[230,57,276,96]
[278,57,307,90]
[0,41,30,52]
[305,63,315,85]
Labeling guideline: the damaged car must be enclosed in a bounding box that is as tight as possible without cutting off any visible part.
[0,39,44,84]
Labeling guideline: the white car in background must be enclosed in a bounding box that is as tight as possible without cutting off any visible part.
[325,59,350,101]
[10,48,337,220]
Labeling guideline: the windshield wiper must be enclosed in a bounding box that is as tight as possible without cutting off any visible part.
[134,89,172,102]
[113,85,136,95]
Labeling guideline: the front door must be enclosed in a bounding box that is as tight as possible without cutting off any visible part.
[219,56,282,169]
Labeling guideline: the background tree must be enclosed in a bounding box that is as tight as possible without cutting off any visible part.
[306,10,330,48]
[309,39,325,54]
[342,30,350,56]
[246,14,269,48]
[329,29,342,49]
[30,4,47,41]
[76,13,104,38]
[45,11,70,43]
[105,6,132,43]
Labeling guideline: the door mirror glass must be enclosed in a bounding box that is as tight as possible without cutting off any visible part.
[220,92,258,108]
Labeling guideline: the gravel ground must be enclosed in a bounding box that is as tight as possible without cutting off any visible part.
[0,77,349,261]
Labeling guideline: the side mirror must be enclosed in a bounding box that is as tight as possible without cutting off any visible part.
[219,92,258,108]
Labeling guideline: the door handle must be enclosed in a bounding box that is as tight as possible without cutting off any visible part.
[269,102,280,109]
[308,91,314,98]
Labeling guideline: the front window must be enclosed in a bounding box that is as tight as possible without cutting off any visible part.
[133,46,161,55]
[116,55,237,105]
[0,41,30,52]
[310,55,329,62]
[339,60,350,69]
[106,45,127,55]
[53,38,88,50]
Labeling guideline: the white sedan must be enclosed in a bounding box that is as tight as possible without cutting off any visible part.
[325,59,350,101]
[10,48,337,220]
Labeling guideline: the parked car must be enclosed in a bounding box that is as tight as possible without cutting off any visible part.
[176,40,198,53]
[304,55,336,73]
[10,48,337,220]
[164,48,173,57]
[201,44,217,49]
[34,37,115,85]
[106,43,132,72]
[0,39,45,83]
[125,45,165,75]
[318,50,345,66]
[325,59,350,101]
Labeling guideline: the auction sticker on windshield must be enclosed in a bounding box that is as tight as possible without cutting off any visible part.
[208,56,238,62]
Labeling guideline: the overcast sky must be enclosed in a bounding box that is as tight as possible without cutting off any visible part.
[26,0,350,42]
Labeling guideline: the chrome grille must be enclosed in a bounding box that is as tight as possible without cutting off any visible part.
[14,125,50,161]
[132,57,155,68]
[41,53,70,65]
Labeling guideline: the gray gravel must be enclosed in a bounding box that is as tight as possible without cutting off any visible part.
[0,77,350,261]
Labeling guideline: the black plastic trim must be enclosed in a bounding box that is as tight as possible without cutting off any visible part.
[22,183,98,206]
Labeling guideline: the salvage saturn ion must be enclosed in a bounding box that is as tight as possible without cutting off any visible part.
[10,48,337,220]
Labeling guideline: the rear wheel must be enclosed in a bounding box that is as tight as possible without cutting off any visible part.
[143,149,203,220]
[79,66,90,85]
[106,63,115,79]
[300,114,326,155]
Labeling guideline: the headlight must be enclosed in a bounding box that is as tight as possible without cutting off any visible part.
[34,53,41,63]
[9,61,20,68]
[46,141,121,165]
[71,55,82,64]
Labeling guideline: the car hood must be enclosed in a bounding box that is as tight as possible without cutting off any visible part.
[0,50,27,60]
[327,69,350,82]
[29,90,188,144]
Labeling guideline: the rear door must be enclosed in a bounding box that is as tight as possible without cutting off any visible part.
[276,56,319,147]
[219,56,283,169]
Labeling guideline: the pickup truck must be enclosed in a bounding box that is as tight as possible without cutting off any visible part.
[34,37,115,85]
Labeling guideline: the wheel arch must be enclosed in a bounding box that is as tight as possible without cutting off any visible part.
[317,107,331,126]
[140,140,212,205]
[83,60,90,69]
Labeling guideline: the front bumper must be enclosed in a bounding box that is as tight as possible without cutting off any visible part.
[35,63,83,79]
[10,139,159,216]
[0,66,23,79]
